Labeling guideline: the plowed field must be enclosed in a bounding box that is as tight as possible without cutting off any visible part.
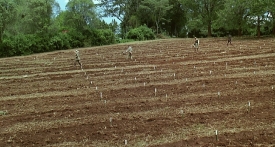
[0,38,275,146]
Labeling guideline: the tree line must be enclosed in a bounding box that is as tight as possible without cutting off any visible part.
[0,0,274,57]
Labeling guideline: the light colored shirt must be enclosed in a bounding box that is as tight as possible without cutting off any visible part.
[75,51,80,60]
[125,46,133,53]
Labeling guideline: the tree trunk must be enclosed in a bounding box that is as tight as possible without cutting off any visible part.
[257,16,261,37]
[156,21,159,34]
[207,21,212,37]
[238,21,242,36]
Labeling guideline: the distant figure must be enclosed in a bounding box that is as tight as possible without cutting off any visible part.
[193,37,199,52]
[227,34,232,46]
[124,45,133,60]
[74,50,82,69]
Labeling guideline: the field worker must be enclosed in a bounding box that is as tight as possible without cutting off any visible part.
[74,50,82,69]
[193,37,199,52]
[125,45,133,60]
[227,34,232,46]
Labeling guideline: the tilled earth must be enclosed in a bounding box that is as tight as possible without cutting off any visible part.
[0,38,275,146]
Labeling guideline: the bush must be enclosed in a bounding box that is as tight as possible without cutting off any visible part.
[89,29,115,46]
[49,33,71,50]
[126,25,155,41]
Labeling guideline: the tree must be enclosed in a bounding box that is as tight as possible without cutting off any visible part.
[165,0,187,37]
[182,0,225,37]
[0,0,16,43]
[267,1,275,35]
[65,0,97,31]
[247,0,269,37]
[139,0,172,34]
[214,0,249,36]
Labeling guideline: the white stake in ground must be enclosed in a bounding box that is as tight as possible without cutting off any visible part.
[218,92,221,98]
[226,62,228,69]
[100,92,102,99]
[215,130,218,141]
[125,140,127,145]
[180,109,184,118]
[173,73,176,80]
[248,101,251,112]
[155,88,157,97]
[110,117,113,127]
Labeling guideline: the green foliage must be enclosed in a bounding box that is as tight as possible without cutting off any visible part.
[139,0,172,34]
[49,32,71,50]
[89,29,116,46]
[126,25,155,41]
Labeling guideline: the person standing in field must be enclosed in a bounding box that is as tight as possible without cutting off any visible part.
[193,37,199,52]
[74,50,82,69]
[227,34,232,46]
[124,45,133,60]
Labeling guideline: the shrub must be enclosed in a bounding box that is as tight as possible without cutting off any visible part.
[89,29,115,46]
[126,25,155,41]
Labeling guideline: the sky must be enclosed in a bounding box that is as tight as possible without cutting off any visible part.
[55,0,120,24]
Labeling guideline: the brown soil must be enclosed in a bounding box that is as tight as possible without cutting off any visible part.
[0,38,275,147]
